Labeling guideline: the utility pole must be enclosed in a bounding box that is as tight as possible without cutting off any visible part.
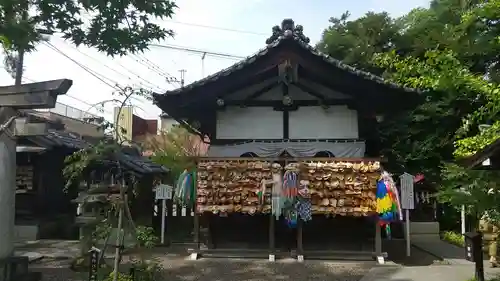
[201,53,206,78]
[15,9,28,86]
[178,69,187,88]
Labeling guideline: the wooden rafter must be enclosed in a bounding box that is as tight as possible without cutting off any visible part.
[177,67,279,108]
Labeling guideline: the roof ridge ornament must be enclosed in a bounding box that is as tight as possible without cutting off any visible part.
[265,19,310,45]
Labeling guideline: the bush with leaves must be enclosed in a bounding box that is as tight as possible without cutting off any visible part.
[139,125,204,179]
[371,49,489,179]
[371,48,500,228]
[0,0,177,56]
[441,231,465,247]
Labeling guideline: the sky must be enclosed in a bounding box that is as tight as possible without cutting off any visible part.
[0,0,430,123]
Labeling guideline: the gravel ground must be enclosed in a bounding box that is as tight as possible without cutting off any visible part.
[30,258,374,281]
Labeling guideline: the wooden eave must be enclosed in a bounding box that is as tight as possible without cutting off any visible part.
[153,36,420,111]
[461,138,500,169]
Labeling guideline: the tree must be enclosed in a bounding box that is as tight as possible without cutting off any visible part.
[372,49,496,179]
[63,87,165,281]
[139,125,207,179]
[317,11,401,74]
[0,2,180,278]
[1,0,177,78]
[372,48,500,224]
[456,0,500,81]
[1,0,177,55]
[317,0,491,77]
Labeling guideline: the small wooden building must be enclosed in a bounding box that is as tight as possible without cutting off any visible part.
[15,129,89,241]
[15,126,169,241]
[153,19,419,261]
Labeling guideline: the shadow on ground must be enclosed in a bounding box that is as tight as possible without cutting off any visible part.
[31,259,375,281]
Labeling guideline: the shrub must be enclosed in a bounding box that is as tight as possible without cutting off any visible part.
[441,231,465,247]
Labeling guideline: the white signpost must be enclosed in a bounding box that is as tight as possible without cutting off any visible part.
[155,184,173,245]
[400,172,415,257]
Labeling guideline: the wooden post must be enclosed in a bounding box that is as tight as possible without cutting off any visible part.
[193,213,200,247]
[269,214,275,261]
[375,222,384,264]
[297,219,304,262]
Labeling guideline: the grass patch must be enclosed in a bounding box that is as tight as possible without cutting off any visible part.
[441,231,465,247]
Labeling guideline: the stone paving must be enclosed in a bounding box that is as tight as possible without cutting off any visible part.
[30,258,374,281]
[18,239,500,281]
[360,265,500,281]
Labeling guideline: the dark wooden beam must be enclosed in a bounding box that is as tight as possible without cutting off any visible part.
[296,64,419,112]
[282,81,289,139]
[222,99,354,107]
[177,67,279,108]
[291,82,328,102]
[243,81,281,102]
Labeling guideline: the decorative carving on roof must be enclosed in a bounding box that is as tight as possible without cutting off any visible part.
[265,19,310,45]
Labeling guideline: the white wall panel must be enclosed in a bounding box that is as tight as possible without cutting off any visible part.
[216,107,283,139]
[289,106,358,139]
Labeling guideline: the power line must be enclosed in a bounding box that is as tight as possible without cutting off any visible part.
[165,20,268,36]
[53,38,165,92]
[43,41,121,90]
[149,43,246,60]
[21,75,113,115]
[128,53,180,85]
[76,11,177,88]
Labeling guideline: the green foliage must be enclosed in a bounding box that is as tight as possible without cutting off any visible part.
[440,163,500,223]
[317,11,401,74]
[135,226,158,249]
[103,259,163,281]
[370,50,483,178]
[141,125,201,179]
[104,272,133,281]
[441,231,465,247]
[454,122,500,158]
[0,0,177,55]
[457,0,500,81]
[63,139,120,191]
[316,2,500,181]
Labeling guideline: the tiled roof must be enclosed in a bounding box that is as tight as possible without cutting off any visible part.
[26,130,89,150]
[24,130,168,175]
[117,151,169,174]
[462,138,500,168]
[154,33,419,98]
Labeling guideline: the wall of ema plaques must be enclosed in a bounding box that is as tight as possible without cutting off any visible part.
[196,159,381,216]
[300,161,380,216]
[197,160,278,214]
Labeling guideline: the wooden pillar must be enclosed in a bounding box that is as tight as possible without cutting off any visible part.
[193,213,200,248]
[297,219,304,262]
[269,214,275,261]
[375,222,383,264]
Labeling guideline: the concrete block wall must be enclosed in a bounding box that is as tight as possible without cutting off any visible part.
[14,225,39,242]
